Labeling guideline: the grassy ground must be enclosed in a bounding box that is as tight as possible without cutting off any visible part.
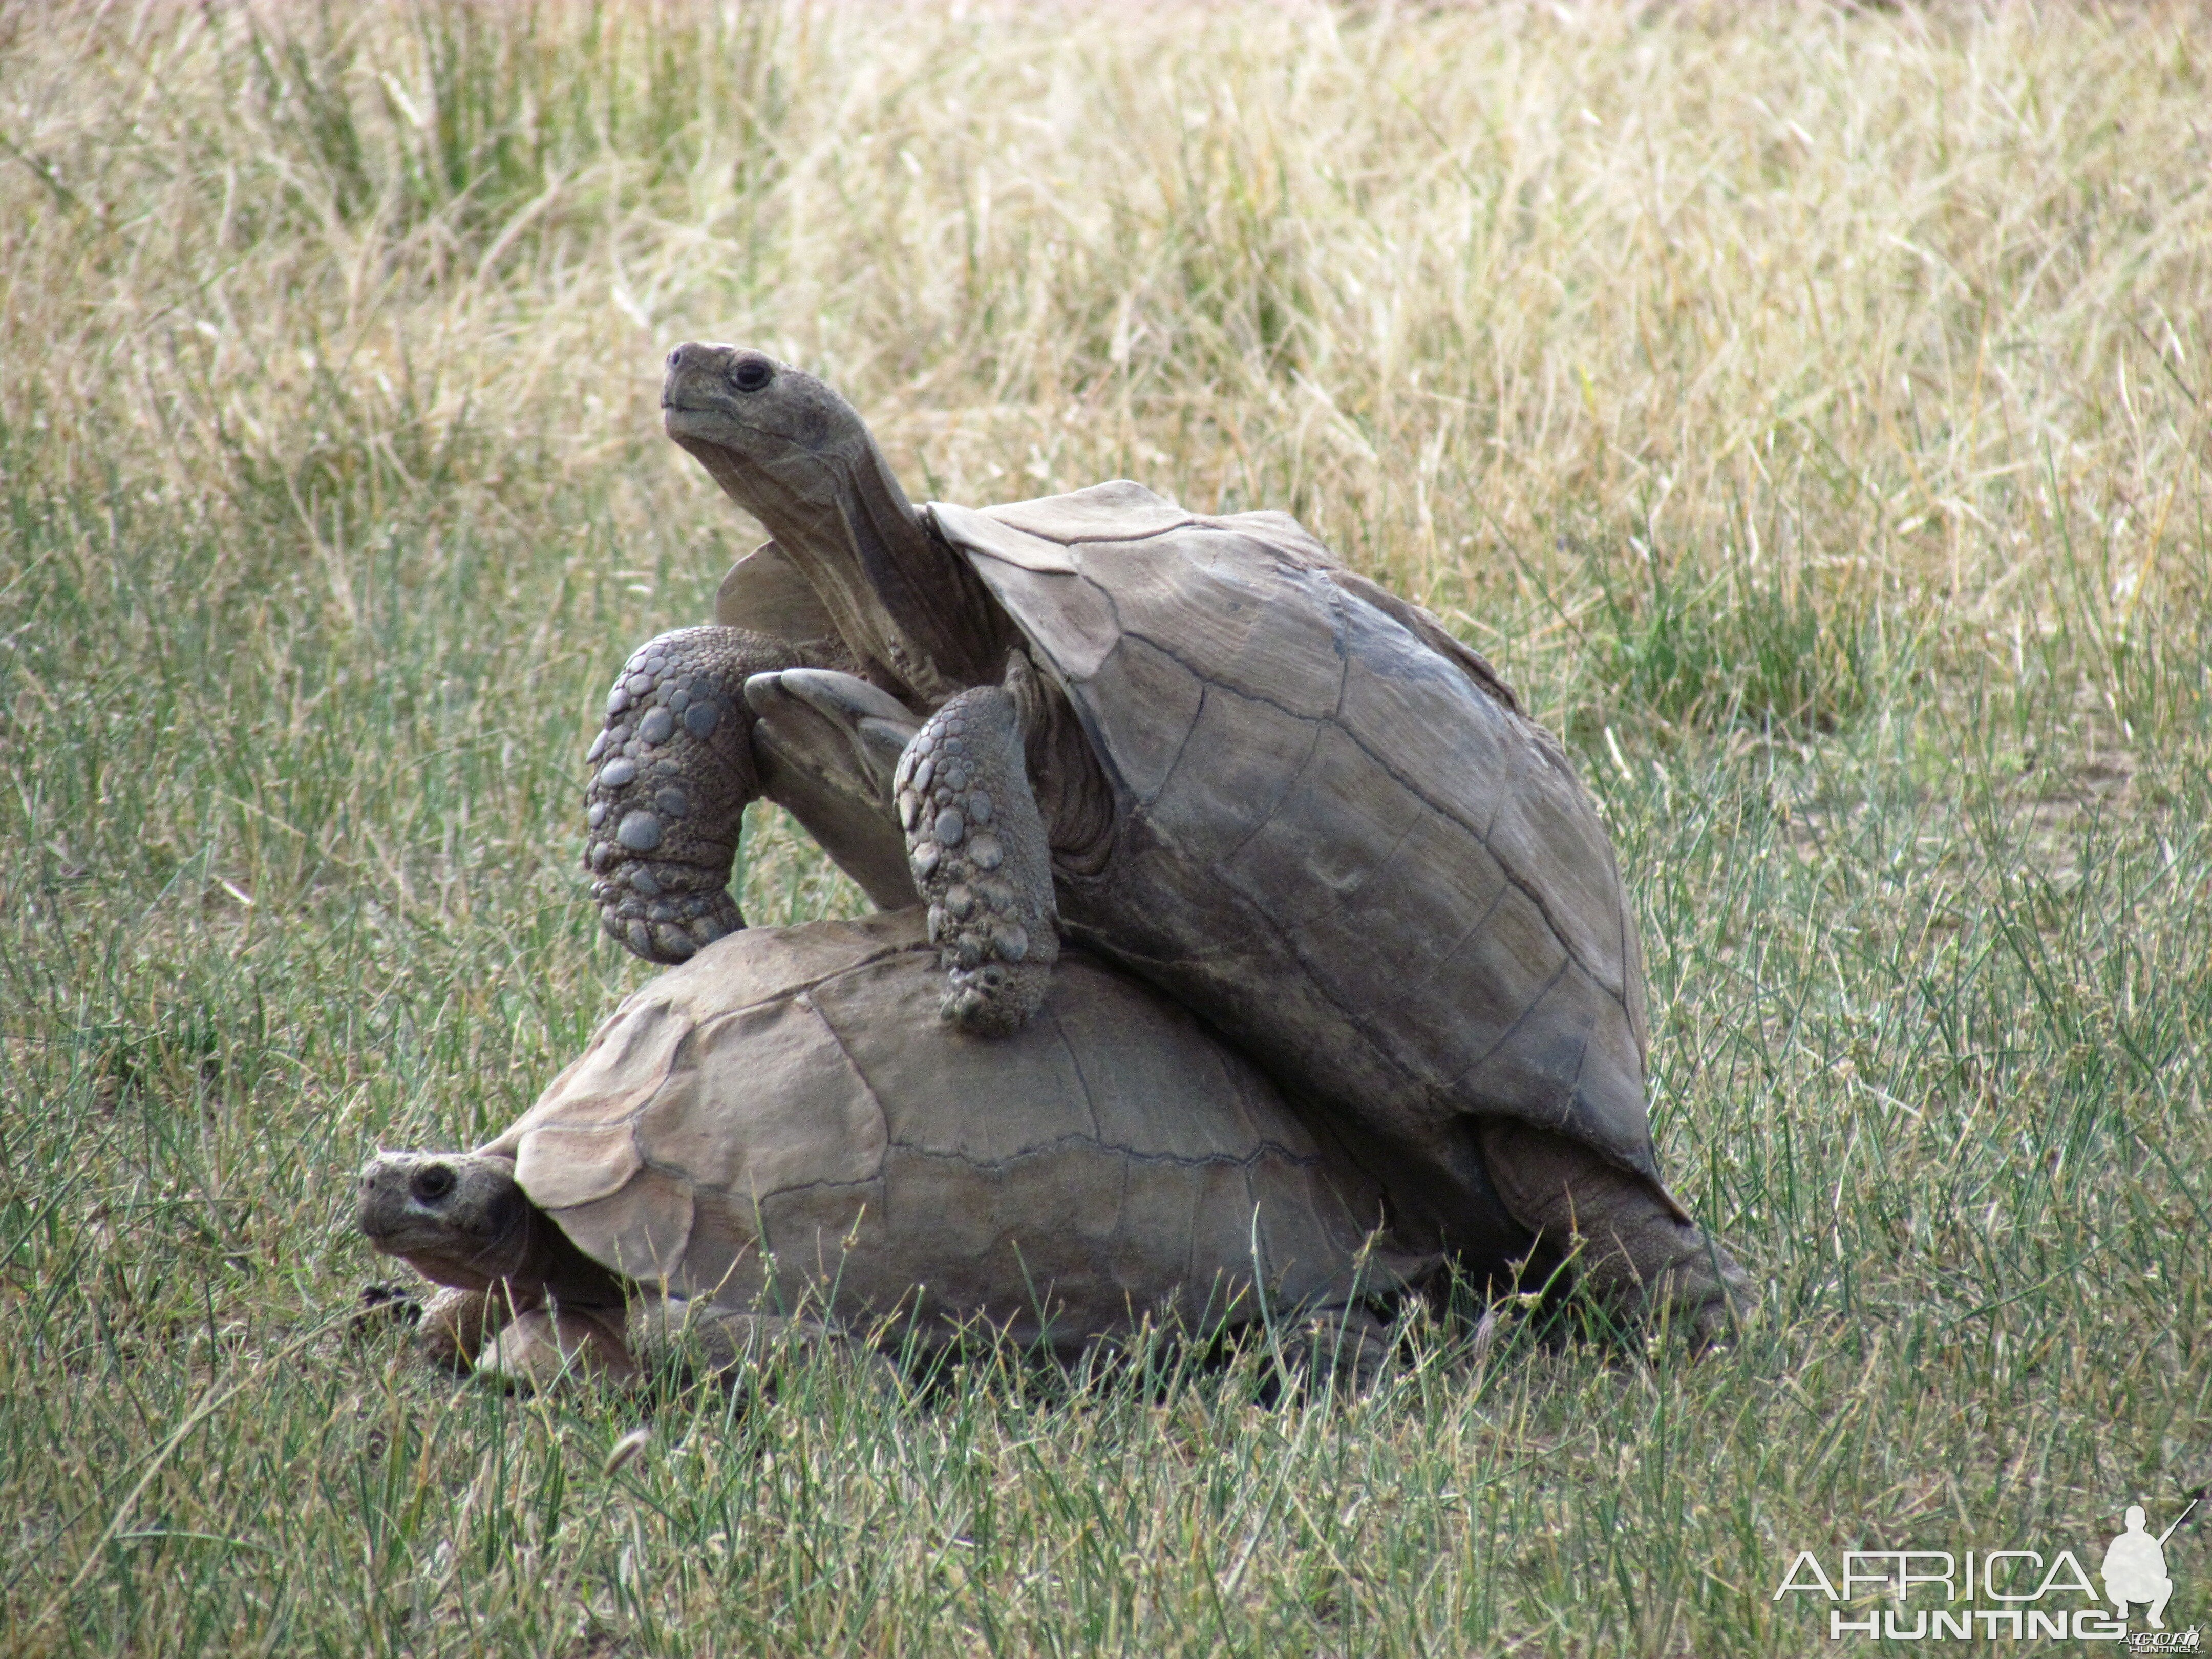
[3,2,2209,1653]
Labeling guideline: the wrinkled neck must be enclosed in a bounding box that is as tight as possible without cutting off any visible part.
[691,431,1005,705]
[454,1197,545,1291]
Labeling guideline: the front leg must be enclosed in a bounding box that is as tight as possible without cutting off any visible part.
[895,659,1060,1036]
[586,626,804,963]
[476,1304,638,1391]
[413,1285,510,1373]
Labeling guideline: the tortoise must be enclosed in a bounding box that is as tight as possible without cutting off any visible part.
[581,345,1749,1336]
[358,909,1430,1389]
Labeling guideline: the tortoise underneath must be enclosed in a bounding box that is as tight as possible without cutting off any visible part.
[358,912,1741,1390]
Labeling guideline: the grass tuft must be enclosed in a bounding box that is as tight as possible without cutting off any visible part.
[1542,527,1890,740]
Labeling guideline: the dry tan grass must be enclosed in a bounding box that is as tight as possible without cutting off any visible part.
[4,1,2204,632]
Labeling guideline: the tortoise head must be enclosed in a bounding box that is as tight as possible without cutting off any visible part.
[660,343,1006,703]
[356,1151,546,1294]
[662,344,884,524]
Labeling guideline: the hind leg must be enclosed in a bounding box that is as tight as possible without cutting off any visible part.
[1477,1120,1753,1347]
[1273,1305,1396,1395]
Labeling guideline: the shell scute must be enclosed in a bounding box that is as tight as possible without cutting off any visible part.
[1478,780,1635,1006]
[933,483,1661,1188]
[552,1164,695,1284]
[1290,808,1511,1037]
[483,991,690,1163]
[928,502,1118,677]
[515,1123,644,1211]
[1215,719,1432,929]
[1079,533,1345,721]
[1146,680,1320,866]
[484,909,1425,1349]
[802,936,1102,1166]
[929,500,1080,574]
[635,994,888,1198]
[1052,631,1203,806]
[984,478,1191,547]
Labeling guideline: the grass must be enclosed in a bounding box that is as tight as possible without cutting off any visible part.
[2,1,2209,1652]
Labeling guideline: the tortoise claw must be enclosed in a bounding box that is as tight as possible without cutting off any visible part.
[602,887,742,965]
[587,627,778,964]
[898,680,1059,1037]
[768,667,920,730]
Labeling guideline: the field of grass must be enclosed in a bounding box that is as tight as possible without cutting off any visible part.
[4,2,2209,1653]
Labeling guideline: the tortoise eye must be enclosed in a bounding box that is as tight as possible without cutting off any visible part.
[731,357,773,393]
[411,1165,456,1204]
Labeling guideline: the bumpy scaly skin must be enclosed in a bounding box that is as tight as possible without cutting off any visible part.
[478,1306,638,1389]
[1273,1307,1396,1396]
[416,1287,506,1372]
[895,683,1059,1035]
[1476,1120,1754,1349]
[586,625,803,963]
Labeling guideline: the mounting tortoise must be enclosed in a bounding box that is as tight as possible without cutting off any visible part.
[358,909,1431,1388]
[579,345,1749,1337]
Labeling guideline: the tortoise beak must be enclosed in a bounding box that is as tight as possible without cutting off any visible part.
[661,341,728,422]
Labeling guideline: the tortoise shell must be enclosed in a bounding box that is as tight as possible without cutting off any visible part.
[477,909,1422,1351]
[926,482,1662,1251]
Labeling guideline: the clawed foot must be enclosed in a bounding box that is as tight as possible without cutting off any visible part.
[895,670,1060,1036]
[752,657,1066,1038]
[586,627,797,963]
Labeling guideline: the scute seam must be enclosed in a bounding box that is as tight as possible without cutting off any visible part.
[1384,855,1515,1008]
[1447,956,1573,1110]
[667,930,916,1024]
[1092,571,1634,1022]
[1039,1003,1105,1144]
[885,1133,1327,1175]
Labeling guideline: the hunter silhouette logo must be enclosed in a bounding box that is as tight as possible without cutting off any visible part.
[1773,1493,2201,1643]
[2103,1501,2188,1630]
